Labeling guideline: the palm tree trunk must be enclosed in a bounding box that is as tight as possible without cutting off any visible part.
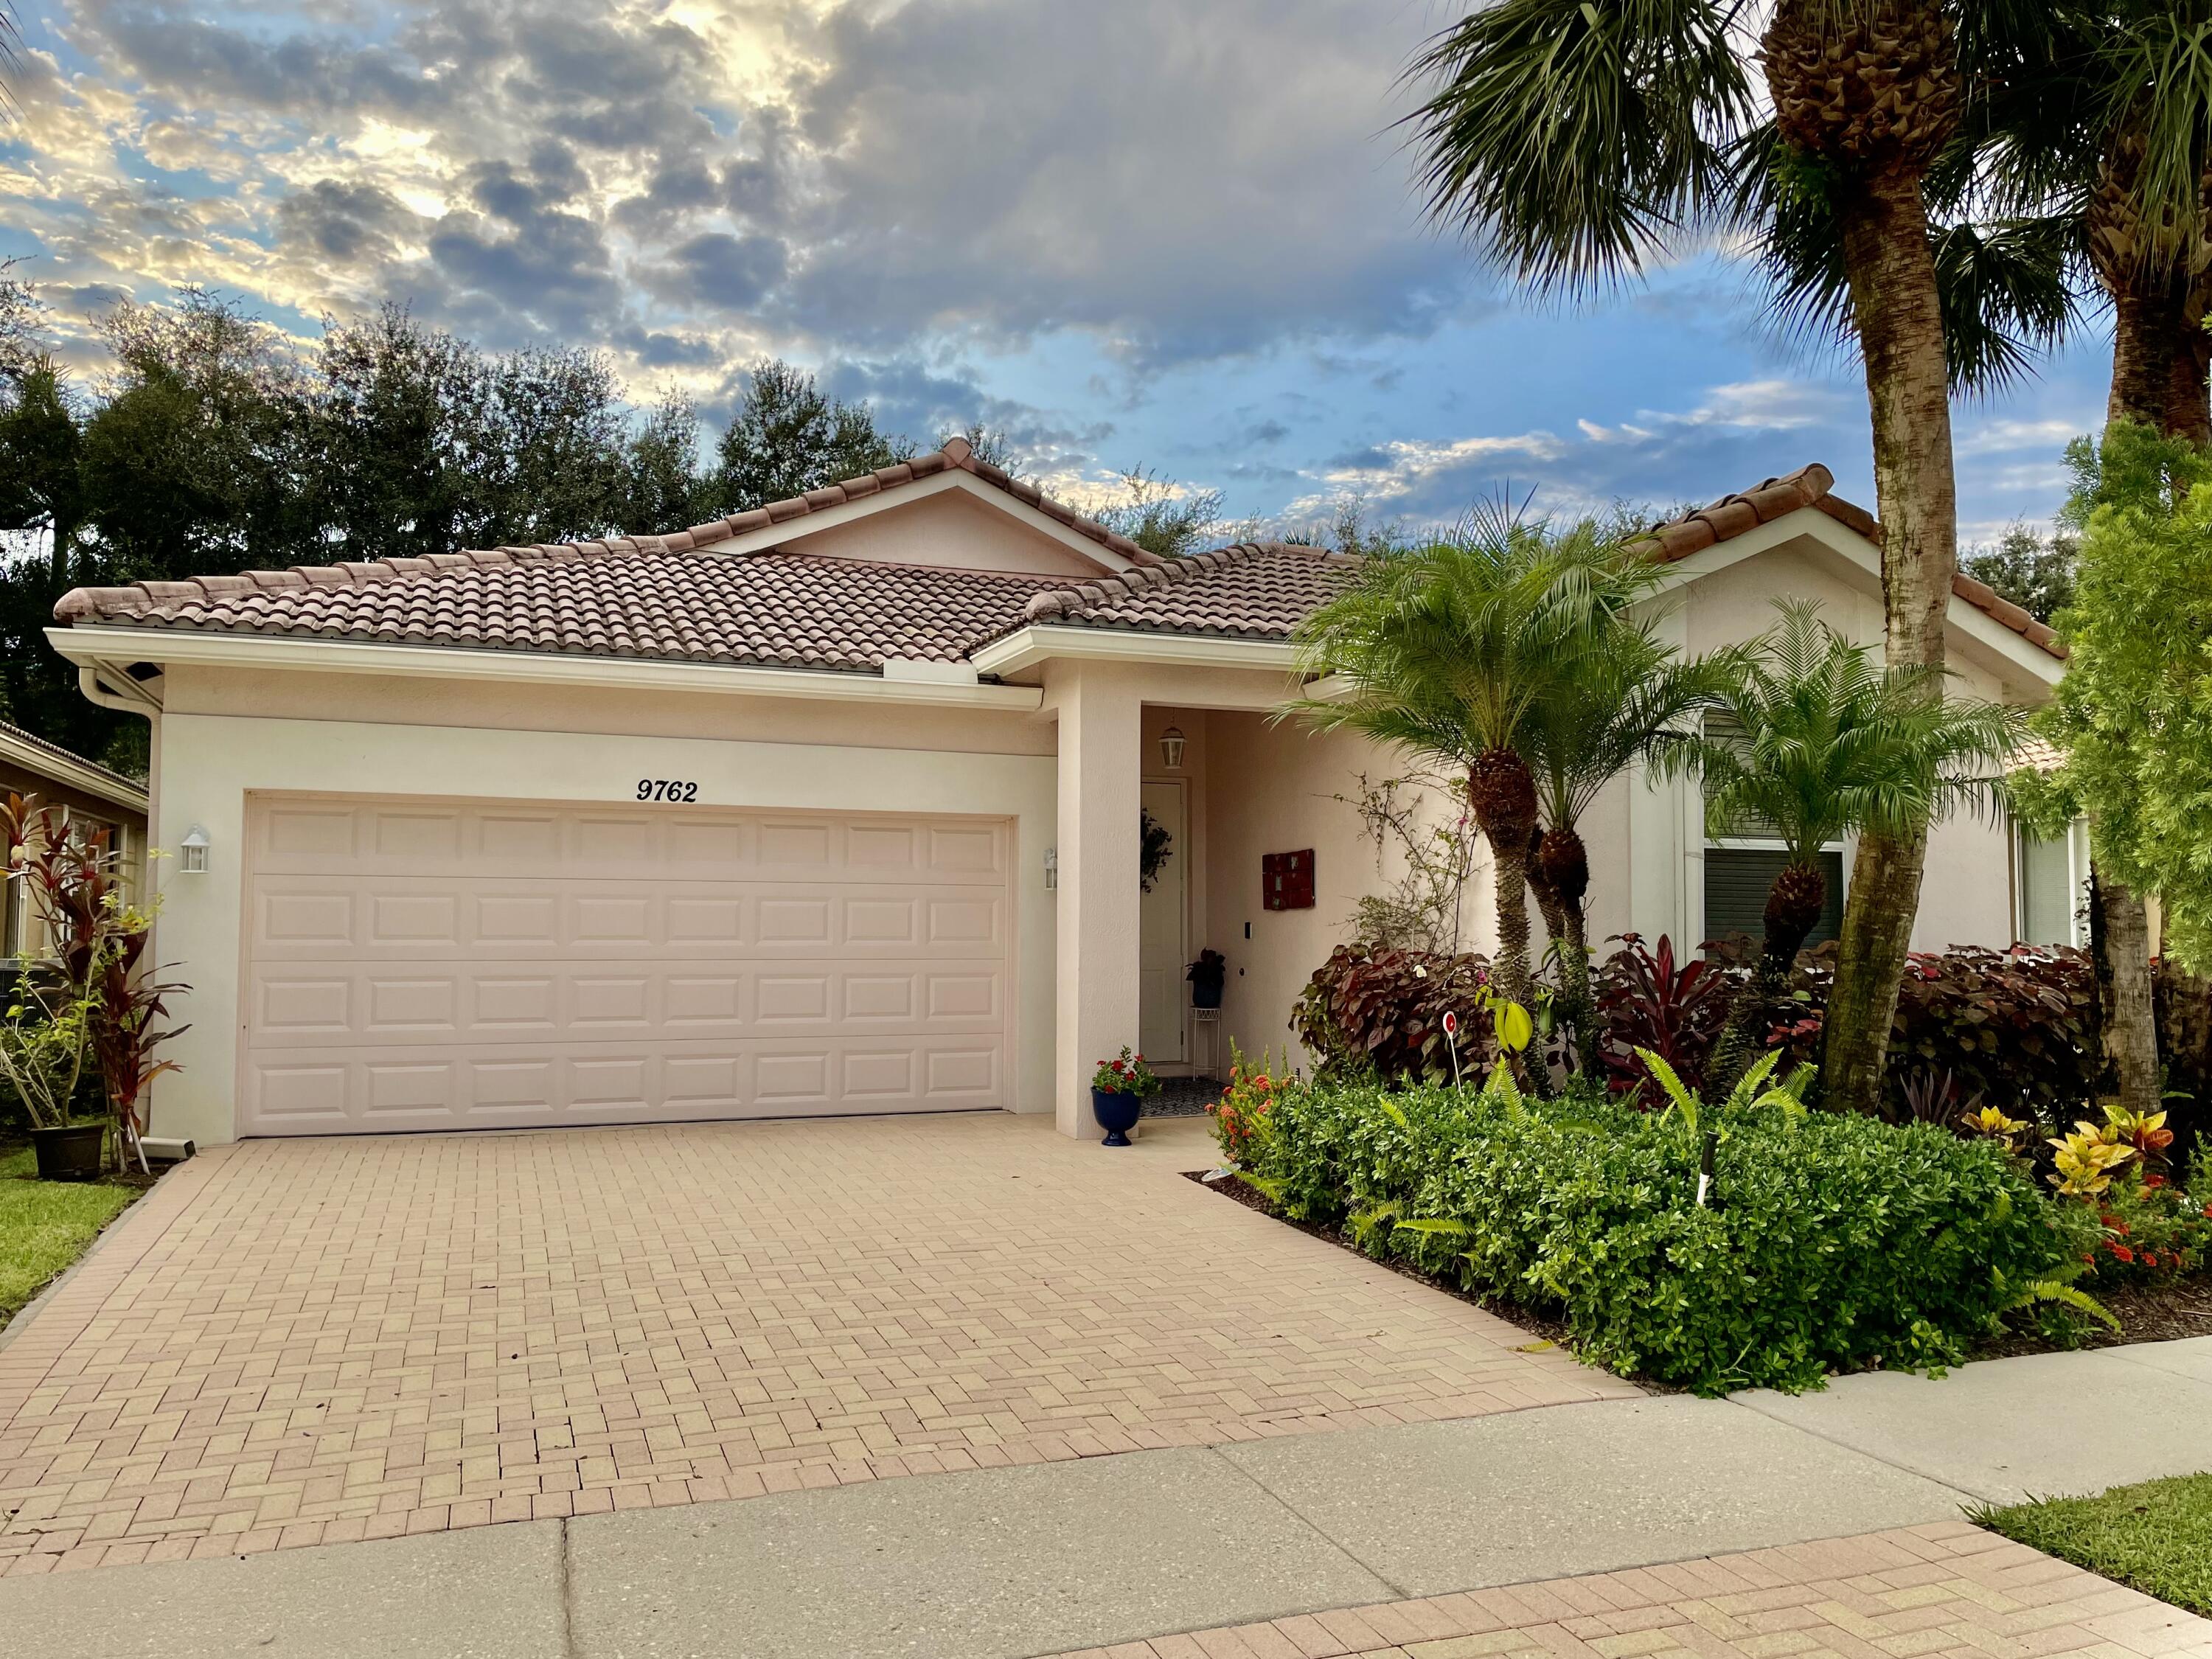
[1489,837,1532,1012]
[1820,161,1958,1118]
[1563,905,1601,1077]
[1712,859,1824,1097]
[2101,875,2162,1114]
[2111,288,2212,448]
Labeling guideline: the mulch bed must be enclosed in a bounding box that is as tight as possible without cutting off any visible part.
[1187,1166,2212,1382]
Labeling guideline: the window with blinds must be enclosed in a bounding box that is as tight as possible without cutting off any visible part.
[1703,846,1846,947]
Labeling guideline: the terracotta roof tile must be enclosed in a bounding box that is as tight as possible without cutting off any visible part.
[1625,463,2065,661]
[1006,542,1360,641]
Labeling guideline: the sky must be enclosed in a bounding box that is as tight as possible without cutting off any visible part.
[0,0,2116,543]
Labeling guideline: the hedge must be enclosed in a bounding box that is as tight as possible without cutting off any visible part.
[1240,1075,2068,1395]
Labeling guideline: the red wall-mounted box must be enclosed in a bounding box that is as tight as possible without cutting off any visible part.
[1262,849,1315,911]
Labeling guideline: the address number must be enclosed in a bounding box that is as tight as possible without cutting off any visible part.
[636,779,700,802]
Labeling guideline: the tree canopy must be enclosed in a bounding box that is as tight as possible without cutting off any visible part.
[2014,422,2212,975]
[0,288,939,770]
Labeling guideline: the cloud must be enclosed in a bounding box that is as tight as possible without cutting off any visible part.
[656,232,790,314]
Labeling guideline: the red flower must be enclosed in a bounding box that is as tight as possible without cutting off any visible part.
[2111,1244,2137,1264]
[2143,1252,2160,1268]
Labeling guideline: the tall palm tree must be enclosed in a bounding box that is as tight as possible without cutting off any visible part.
[1520,601,1740,1071]
[1660,602,2023,1098]
[1405,0,2059,1116]
[1994,1,2212,1113]
[1287,511,1622,1012]
[1764,1,2212,1112]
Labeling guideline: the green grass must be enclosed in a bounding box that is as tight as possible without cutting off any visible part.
[0,1145,138,1332]
[1978,1474,2212,1617]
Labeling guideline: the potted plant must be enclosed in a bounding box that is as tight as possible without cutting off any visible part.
[1186,949,1227,1009]
[1090,1046,1159,1146]
[0,971,103,1179]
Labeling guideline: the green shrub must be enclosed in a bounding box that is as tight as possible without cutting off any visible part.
[1242,1072,2068,1395]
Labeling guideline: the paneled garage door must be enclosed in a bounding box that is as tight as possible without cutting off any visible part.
[238,796,1012,1135]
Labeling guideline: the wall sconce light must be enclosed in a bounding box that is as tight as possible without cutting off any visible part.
[1159,726,1186,770]
[179,824,211,874]
[1043,846,1058,890]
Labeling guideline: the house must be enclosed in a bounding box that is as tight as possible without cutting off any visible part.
[47,437,2066,1146]
[0,720,150,956]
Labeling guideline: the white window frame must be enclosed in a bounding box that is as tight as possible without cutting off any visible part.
[2011,813,2091,950]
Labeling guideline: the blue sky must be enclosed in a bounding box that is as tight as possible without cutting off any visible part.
[0,0,2110,543]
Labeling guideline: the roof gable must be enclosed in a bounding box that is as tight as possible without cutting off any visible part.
[1625,462,2065,663]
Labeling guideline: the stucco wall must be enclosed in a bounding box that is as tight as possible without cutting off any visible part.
[145,675,1057,1145]
[757,486,1108,577]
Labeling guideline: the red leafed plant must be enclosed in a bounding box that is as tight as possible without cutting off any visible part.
[1593,933,1731,1100]
[3,793,189,1170]
[1290,943,1494,1085]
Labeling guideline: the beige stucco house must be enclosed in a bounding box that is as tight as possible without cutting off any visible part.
[47,437,2066,1147]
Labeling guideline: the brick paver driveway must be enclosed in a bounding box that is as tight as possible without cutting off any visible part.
[0,1113,1630,1574]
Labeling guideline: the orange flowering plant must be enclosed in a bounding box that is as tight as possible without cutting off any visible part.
[1208,1040,1287,1167]
[1090,1046,1160,1098]
[2045,1099,2212,1287]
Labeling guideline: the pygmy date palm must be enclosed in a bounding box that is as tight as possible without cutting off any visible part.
[1287,510,1624,1014]
[1658,601,2023,1098]
[1520,599,1739,1073]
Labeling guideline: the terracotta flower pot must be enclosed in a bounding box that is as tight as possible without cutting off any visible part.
[1091,1087,1141,1147]
[32,1121,105,1182]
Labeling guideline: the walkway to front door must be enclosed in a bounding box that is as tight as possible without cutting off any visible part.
[0,1113,1629,1573]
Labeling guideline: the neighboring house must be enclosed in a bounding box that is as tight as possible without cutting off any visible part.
[0,720,150,958]
[48,438,2065,1146]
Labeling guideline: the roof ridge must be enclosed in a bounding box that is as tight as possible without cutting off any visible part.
[1018,540,1347,625]
[53,434,1166,626]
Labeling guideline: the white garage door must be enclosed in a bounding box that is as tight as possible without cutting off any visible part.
[239,796,1012,1135]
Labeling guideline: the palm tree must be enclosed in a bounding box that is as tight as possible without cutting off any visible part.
[1287,510,1622,1012]
[1759,1,2211,1113]
[1520,601,1740,1072]
[1660,601,2023,1099]
[1404,0,2059,1116]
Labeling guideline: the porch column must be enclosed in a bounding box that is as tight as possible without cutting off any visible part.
[1046,664,1144,1138]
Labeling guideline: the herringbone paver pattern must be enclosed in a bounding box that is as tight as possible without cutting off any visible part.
[1043,1522,2212,1659]
[0,1114,1627,1574]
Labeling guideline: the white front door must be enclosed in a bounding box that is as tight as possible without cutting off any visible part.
[1138,780,1186,1064]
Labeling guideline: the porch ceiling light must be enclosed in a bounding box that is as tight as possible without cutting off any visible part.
[1159,726,1186,770]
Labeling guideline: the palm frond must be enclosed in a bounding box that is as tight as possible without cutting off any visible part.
[1402,0,1756,296]
[1652,599,2026,860]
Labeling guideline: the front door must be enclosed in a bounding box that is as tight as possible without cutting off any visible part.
[1138,779,1186,1064]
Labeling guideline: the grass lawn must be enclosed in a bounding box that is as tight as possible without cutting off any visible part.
[1978,1474,2212,1618]
[0,1144,139,1333]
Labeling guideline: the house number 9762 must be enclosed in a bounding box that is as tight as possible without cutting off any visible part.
[636,779,700,802]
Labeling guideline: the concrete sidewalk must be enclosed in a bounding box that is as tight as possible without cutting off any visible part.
[0,1394,1966,1659]
[1736,1335,2212,1503]
[4,1343,2210,1658]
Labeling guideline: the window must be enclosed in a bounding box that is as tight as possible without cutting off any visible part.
[2015,817,2090,949]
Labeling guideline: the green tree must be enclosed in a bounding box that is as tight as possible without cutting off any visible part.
[1964,522,2077,622]
[708,360,912,514]
[620,389,709,533]
[1406,0,2057,1115]
[1088,467,1225,560]
[1287,509,1630,1012]
[2015,425,2212,978]
[1660,601,2022,1099]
